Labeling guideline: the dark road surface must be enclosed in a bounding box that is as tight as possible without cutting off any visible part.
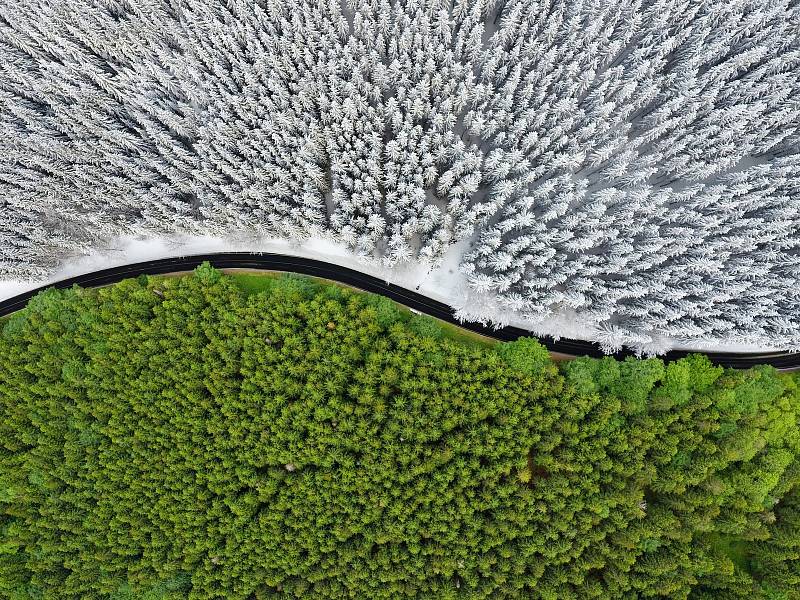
[0,252,797,371]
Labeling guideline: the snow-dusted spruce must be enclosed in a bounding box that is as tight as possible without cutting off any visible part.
[1,0,799,351]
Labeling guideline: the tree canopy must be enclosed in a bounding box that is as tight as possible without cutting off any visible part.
[0,265,798,599]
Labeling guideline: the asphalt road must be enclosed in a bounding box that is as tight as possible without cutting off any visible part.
[0,252,797,371]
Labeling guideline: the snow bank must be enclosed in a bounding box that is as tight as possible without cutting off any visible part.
[0,234,778,354]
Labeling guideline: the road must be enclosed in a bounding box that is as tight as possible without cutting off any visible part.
[0,252,797,371]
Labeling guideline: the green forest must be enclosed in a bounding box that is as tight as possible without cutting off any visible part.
[0,264,798,599]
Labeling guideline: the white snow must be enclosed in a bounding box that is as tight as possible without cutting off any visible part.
[0,234,779,354]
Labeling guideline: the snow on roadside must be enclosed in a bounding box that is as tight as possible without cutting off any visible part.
[0,233,780,354]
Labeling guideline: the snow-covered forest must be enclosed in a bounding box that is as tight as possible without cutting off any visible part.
[1,0,799,351]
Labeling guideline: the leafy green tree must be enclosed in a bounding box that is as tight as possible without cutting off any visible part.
[362,295,402,328]
[406,314,444,339]
[496,338,558,379]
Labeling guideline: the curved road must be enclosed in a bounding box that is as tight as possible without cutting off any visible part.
[0,252,797,371]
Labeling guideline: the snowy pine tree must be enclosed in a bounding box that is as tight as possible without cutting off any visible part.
[1,0,799,351]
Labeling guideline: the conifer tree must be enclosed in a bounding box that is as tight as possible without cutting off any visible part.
[2,0,800,349]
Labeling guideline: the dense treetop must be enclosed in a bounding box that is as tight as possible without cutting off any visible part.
[0,266,799,598]
[1,0,800,350]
